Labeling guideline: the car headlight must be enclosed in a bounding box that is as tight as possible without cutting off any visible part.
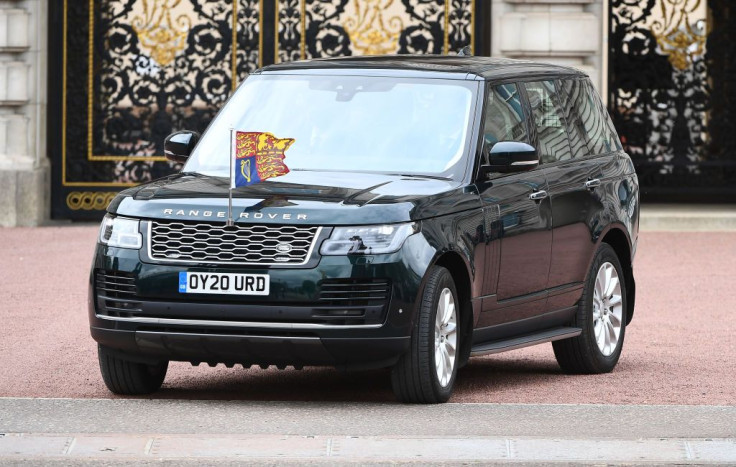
[320,223,418,256]
[98,214,142,249]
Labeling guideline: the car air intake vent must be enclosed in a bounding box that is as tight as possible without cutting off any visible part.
[95,270,137,299]
[95,270,142,317]
[149,221,320,265]
[318,279,391,307]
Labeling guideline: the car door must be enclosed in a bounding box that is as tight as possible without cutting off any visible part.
[521,79,590,315]
[542,78,625,311]
[475,82,553,332]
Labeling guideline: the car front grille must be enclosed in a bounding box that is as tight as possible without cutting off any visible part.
[149,221,320,265]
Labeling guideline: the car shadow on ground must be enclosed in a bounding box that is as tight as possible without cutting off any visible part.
[138,356,565,403]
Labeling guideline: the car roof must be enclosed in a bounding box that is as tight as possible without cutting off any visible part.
[260,55,587,81]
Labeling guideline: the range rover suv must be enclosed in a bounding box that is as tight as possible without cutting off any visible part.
[90,55,639,403]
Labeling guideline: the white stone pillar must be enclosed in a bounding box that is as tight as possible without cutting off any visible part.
[0,0,48,226]
[492,0,605,91]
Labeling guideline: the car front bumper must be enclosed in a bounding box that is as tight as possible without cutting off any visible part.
[88,234,434,369]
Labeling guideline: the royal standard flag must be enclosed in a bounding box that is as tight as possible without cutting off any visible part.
[231,131,295,188]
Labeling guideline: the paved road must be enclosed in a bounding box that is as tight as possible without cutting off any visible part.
[0,227,734,405]
[3,399,735,437]
[0,399,734,464]
[1,226,735,463]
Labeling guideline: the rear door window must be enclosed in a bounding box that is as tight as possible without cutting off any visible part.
[524,80,572,164]
[557,79,589,159]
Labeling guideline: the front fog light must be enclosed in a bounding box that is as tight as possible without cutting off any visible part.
[99,214,142,249]
[320,223,417,256]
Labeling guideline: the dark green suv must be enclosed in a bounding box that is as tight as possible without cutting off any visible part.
[90,55,639,403]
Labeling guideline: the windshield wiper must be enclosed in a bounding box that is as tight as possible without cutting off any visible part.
[390,173,452,181]
[179,171,228,179]
[291,168,451,181]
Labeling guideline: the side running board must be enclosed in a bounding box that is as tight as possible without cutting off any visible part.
[470,326,582,357]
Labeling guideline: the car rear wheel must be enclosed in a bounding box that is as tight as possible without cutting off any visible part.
[391,266,459,403]
[553,243,627,374]
[98,345,168,395]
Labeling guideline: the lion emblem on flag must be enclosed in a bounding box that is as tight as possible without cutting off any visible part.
[233,131,295,187]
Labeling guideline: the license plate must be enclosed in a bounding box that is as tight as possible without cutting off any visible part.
[178,272,270,295]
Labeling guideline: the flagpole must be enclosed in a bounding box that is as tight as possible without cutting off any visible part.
[227,128,234,226]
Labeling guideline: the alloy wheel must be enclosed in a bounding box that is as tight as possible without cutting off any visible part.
[434,287,458,387]
[592,262,623,356]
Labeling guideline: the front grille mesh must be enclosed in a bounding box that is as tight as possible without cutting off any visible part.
[95,270,137,299]
[150,221,319,265]
[95,269,141,316]
[318,279,391,307]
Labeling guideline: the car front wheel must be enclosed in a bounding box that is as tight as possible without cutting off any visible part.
[553,243,627,374]
[391,266,460,403]
[98,345,168,395]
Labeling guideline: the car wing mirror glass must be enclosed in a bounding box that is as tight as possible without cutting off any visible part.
[164,130,200,164]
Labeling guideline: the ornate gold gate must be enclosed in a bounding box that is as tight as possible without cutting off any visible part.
[609,0,736,200]
[48,0,485,219]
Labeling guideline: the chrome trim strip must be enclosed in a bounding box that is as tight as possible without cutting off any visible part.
[95,314,383,330]
[146,222,323,267]
[136,330,321,341]
[510,160,538,166]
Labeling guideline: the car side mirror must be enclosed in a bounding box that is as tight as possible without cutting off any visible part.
[164,130,200,163]
[480,141,539,177]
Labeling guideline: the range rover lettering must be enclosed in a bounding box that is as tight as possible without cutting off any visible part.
[90,55,639,403]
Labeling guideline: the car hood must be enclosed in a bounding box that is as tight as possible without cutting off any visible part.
[109,170,480,225]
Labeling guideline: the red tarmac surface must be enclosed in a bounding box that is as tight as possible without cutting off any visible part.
[0,226,734,404]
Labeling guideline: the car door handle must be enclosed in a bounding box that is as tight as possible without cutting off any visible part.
[529,190,548,201]
[585,178,601,190]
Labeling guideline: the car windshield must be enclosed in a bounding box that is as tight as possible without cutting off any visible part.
[184,73,479,179]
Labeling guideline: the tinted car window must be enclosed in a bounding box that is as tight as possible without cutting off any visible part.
[562,79,621,156]
[557,79,589,159]
[595,86,623,152]
[483,83,528,149]
[525,80,571,164]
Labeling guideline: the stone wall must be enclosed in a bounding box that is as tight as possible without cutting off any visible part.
[491,0,605,92]
[0,0,47,227]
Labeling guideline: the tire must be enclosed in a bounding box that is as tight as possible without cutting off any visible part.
[391,266,460,403]
[98,345,168,395]
[553,243,627,374]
